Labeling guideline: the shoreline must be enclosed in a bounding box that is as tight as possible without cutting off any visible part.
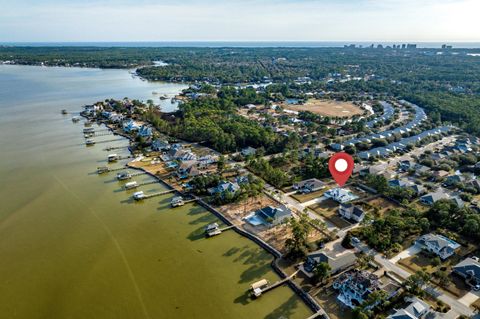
[86,116,326,318]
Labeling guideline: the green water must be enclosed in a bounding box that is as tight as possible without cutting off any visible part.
[0,65,312,319]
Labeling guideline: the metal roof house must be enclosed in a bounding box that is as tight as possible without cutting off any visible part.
[387,296,430,319]
[302,249,357,276]
[324,188,359,204]
[339,203,365,223]
[416,233,460,260]
[208,181,240,196]
[453,257,480,289]
[151,139,170,151]
[254,205,292,225]
[293,178,326,193]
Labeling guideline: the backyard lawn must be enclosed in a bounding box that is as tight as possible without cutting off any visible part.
[309,199,351,229]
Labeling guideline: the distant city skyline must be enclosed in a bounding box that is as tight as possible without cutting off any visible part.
[1,0,479,42]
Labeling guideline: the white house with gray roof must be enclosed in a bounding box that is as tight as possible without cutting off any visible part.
[302,249,357,277]
[416,233,460,260]
[293,178,325,193]
[387,296,430,319]
[453,257,480,290]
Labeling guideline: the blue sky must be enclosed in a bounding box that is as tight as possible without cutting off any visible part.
[0,0,479,42]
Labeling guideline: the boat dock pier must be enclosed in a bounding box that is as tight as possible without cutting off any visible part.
[130,171,148,177]
[108,155,132,161]
[93,138,125,144]
[123,180,160,190]
[251,270,299,298]
[205,224,235,237]
[134,189,177,200]
[144,189,176,198]
[104,145,129,151]
[91,132,114,137]
[97,166,127,174]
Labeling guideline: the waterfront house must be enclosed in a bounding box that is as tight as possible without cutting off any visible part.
[293,178,325,194]
[208,181,240,197]
[387,296,430,319]
[338,203,365,223]
[302,249,357,277]
[123,120,141,133]
[333,270,381,309]
[151,139,170,151]
[453,257,480,289]
[254,205,291,226]
[138,125,153,138]
[416,233,460,260]
[176,160,200,179]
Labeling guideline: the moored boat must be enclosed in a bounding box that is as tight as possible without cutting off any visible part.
[125,181,138,190]
[107,154,119,162]
[116,171,132,180]
[170,196,185,207]
[133,191,145,200]
[83,127,95,134]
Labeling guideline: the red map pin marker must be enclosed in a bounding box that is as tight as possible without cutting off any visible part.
[328,152,354,187]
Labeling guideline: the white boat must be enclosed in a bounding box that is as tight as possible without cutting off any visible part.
[83,127,95,134]
[133,191,145,200]
[85,139,95,146]
[107,154,119,162]
[116,172,132,180]
[125,181,138,190]
[170,196,185,207]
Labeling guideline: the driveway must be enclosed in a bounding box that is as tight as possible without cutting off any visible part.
[302,195,326,207]
[389,244,422,264]
[458,289,480,307]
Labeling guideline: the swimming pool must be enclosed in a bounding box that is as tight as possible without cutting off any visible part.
[245,213,266,226]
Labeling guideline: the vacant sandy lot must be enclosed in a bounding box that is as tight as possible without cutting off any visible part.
[285,99,363,118]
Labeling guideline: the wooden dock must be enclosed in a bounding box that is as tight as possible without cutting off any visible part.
[143,189,176,199]
[130,171,148,177]
[104,145,129,151]
[136,180,159,187]
[254,270,299,296]
[91,132,114,137]
[94,138,125,144]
